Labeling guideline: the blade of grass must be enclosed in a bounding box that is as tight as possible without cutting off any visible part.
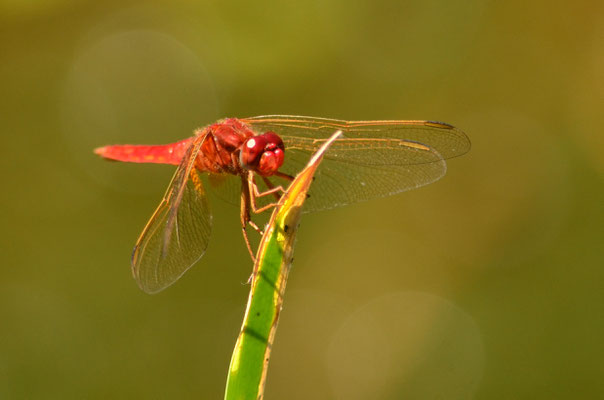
[224,130,342,400]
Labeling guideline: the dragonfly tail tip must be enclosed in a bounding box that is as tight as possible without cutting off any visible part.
[93,146,107,156]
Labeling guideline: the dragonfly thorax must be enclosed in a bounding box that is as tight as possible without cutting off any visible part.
[239,132,285,176]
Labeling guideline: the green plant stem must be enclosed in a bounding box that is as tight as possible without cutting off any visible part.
[224,131,342,400]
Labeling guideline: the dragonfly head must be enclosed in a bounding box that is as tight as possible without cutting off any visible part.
[240,132,285,176]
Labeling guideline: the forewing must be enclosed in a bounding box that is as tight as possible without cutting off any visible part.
[132,135,212,293]
[241,115,470,161]
[242,115,470,212]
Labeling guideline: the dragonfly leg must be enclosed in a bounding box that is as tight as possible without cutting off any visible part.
[248,220,264,235]
[273,171,295,181]
[261,176,283,201]
[239,171,291,266]
[258,172,294,201]
[241,226,256,262]
[240,175,258,263]
[248,173,284,214]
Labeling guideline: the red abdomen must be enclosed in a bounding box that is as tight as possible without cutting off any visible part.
[94,138,194,165]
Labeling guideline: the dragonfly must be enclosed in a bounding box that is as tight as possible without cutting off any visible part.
[95,115,470,293]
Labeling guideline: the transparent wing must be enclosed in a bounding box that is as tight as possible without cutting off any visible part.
[241,115,470,212]
[132,135,212,294]
[204,172,242,207]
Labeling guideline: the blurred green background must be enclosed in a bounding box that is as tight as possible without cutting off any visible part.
[1,0,602,398]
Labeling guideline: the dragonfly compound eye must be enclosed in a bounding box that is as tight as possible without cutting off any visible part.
[240,136,268,169]
[262,131,284,151]
[256,132,285,176]
[240,132,285,175]
[257,147,284,176]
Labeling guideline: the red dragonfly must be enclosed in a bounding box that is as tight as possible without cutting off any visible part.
[95,115,470,293]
